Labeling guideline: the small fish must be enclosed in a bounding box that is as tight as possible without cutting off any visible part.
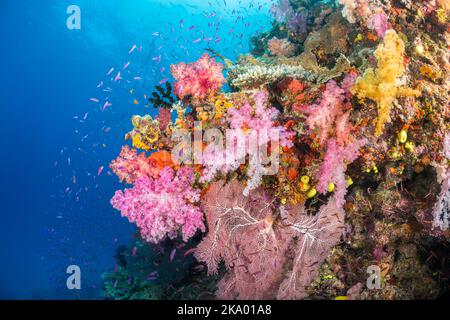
[123,61,130,70]
[106,68,114,76]
[169,248,176,262]
[96,81,104,88]
[192,38,201,44]
[89,98,99,103]
[128,44,137,54]
[159,78,168,84]
[131,246,137,257]
[133,99,139,105]
[114,72,121,82]
[102,101,112,111]
[72,175,76,184]
[97,166,104,176]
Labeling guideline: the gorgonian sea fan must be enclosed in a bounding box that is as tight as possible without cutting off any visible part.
[111,166,205,243]
[170,53,226,100]
[196,180,346,300]
[195,180,292,300]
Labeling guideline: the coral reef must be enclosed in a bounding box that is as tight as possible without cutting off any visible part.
[106,0,450,300]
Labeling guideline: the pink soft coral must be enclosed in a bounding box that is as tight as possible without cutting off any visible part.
[110,146,159,184]
[111,167,205,243]
[316,138,367,208]
[170,53,226,100]
[302,77,355,146]
[200,91,295,195]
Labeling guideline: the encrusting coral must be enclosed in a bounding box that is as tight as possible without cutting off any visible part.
[106,0,450,300]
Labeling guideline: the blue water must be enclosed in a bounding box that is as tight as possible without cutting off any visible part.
[0,0,272,299]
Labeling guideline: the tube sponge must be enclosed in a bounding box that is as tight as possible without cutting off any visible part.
[353,30,420,137]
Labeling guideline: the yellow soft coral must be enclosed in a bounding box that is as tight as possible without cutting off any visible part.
[353,30,420,137]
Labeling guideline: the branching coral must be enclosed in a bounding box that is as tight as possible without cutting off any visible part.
[148,82,176,109]
[111,167,205,243]
[228,62,315,90]
[353,30,420,137]
[170,53,226,100]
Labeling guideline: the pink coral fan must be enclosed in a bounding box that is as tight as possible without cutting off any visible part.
[195,180,292,299]
[111,167,205,243]
[110,146,159,184]
[196,180,345,299]
[170,53,225,100]
[268,37,297,57]
[316,138,367,208]
[277,198,345,299]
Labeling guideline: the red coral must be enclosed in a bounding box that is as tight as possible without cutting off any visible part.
[170,53,226,100]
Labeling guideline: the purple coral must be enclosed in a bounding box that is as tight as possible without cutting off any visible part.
[111,167,205,243]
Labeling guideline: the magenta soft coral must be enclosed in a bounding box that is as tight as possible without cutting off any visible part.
[111,166,205,243]
[316,138,367,208]
[170,53,226,100]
